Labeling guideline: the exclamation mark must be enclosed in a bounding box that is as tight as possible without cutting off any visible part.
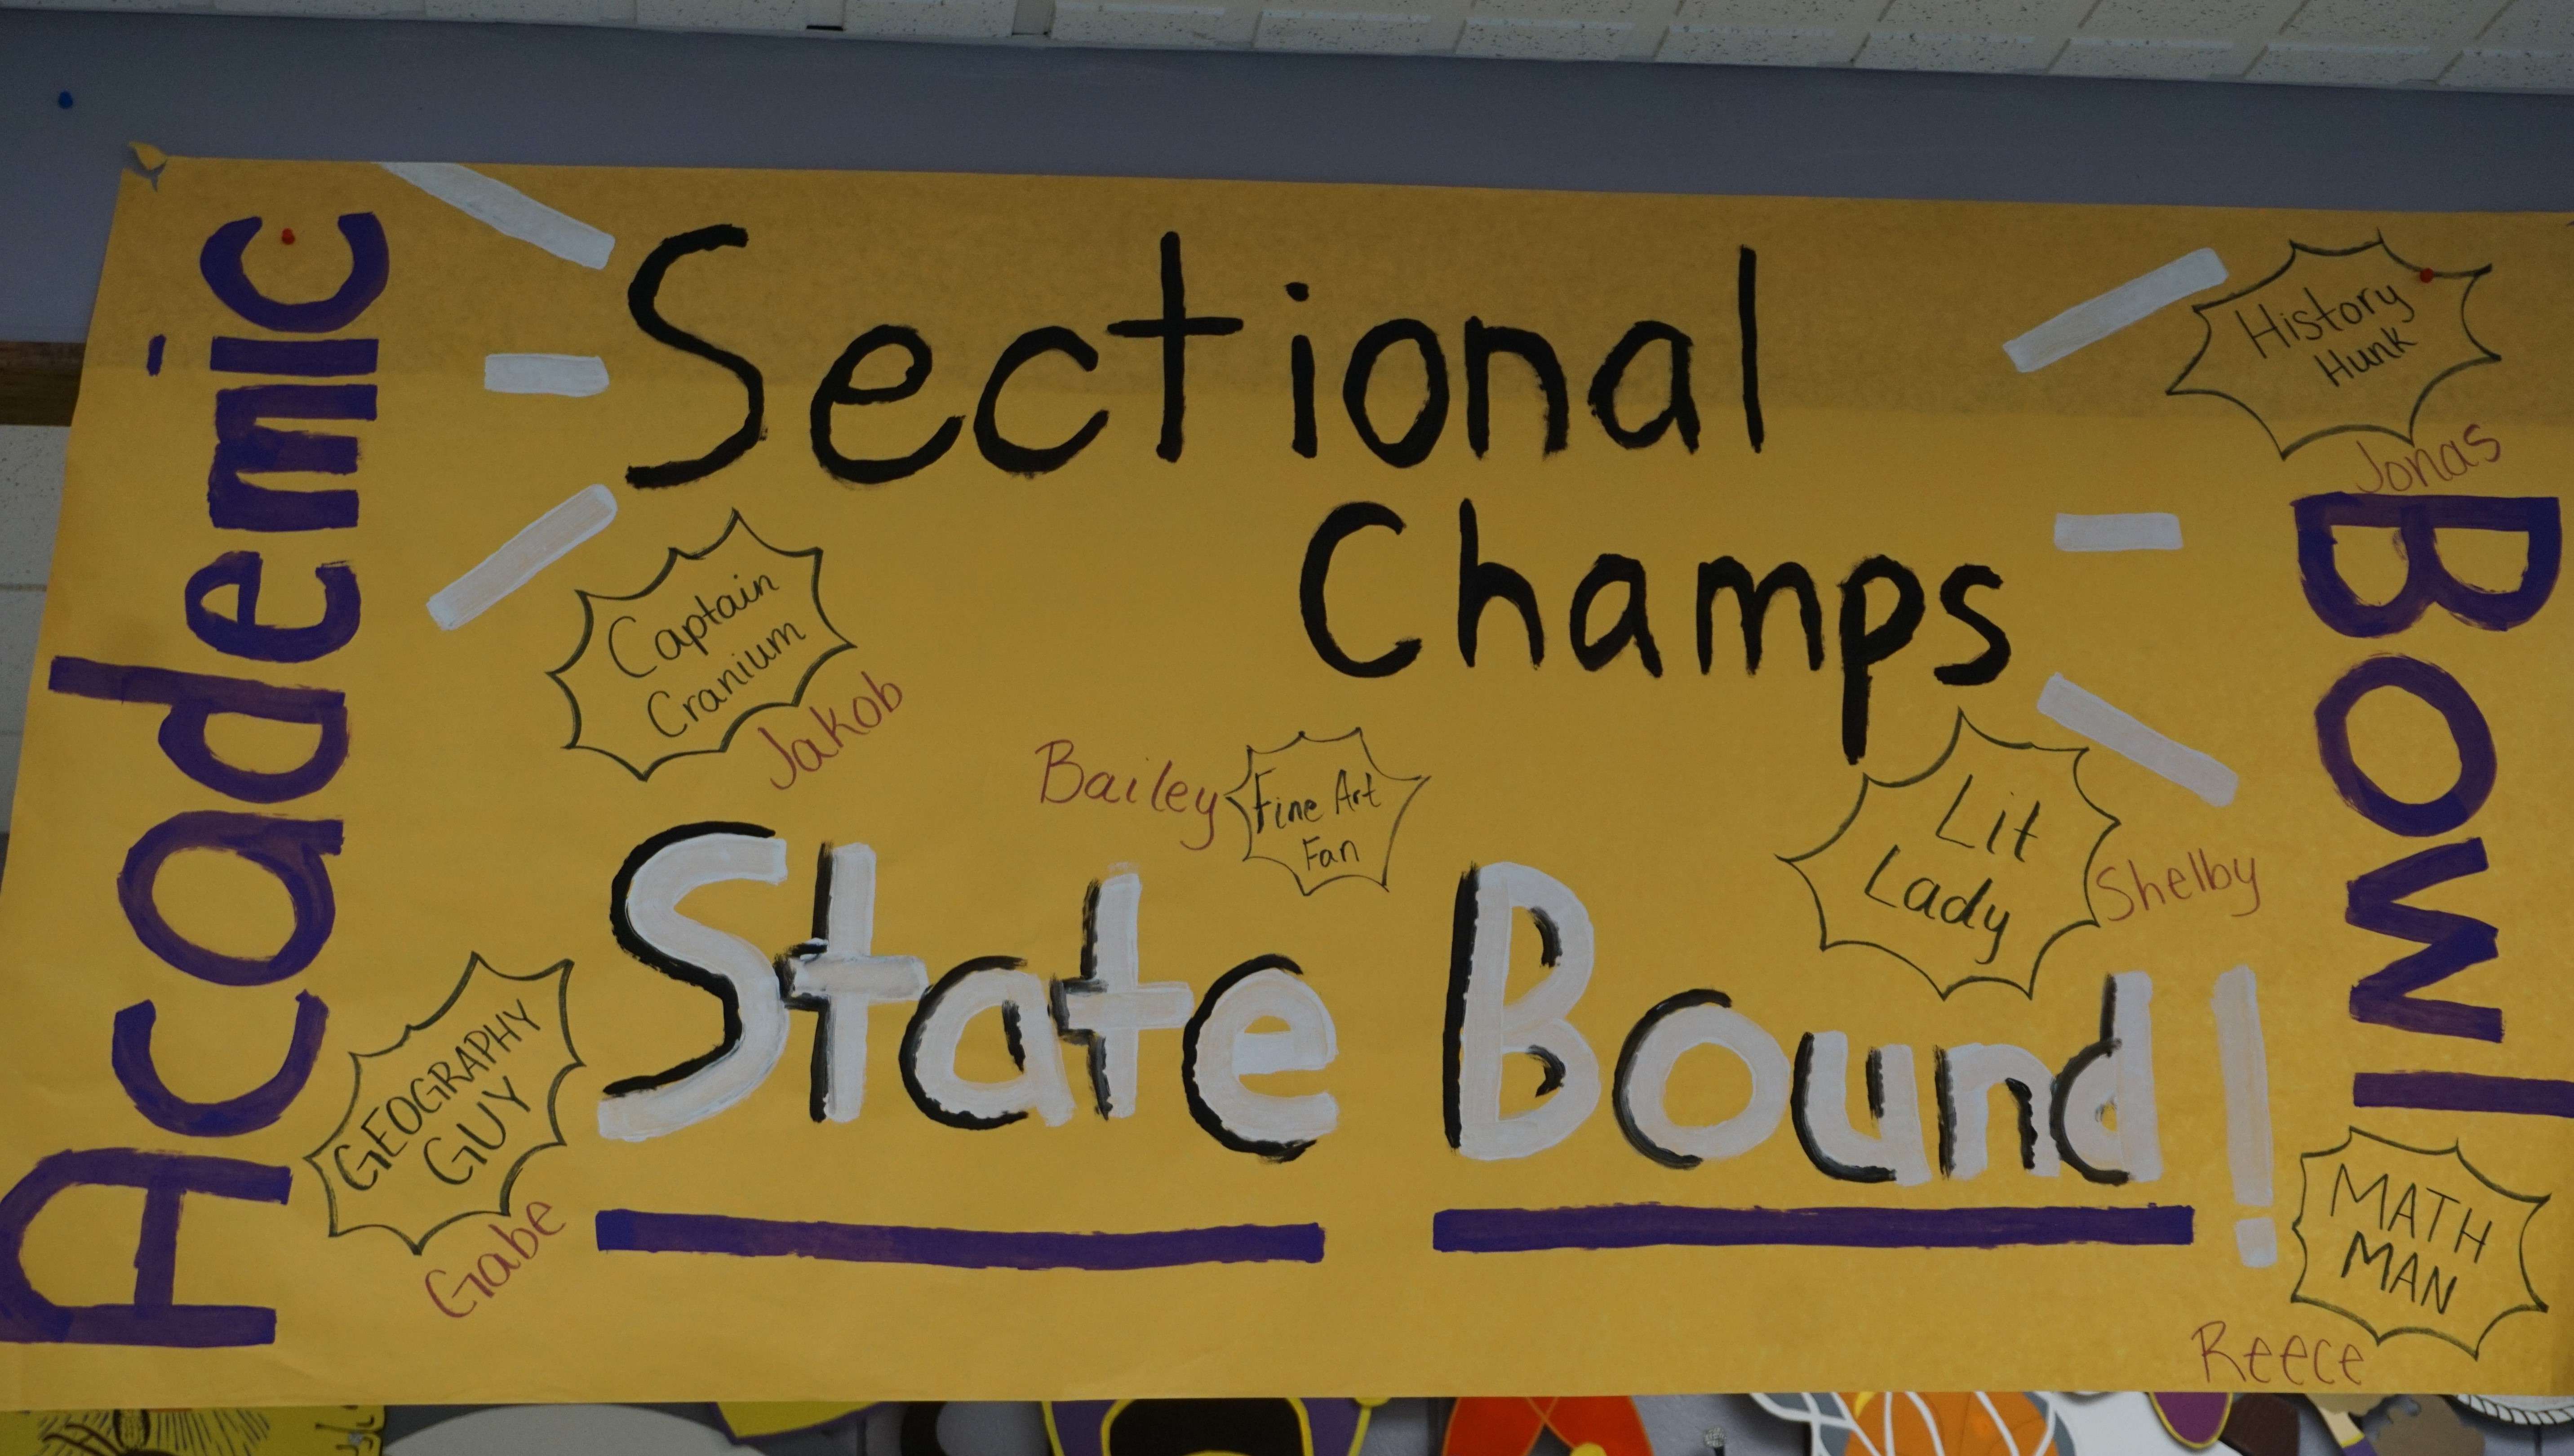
[2212,965,2277,1268]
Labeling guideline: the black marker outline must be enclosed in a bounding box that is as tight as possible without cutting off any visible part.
[777,842,850,1124]
[901,955,1037,1131]
[1613,987,1735,1171]
[300,952,581,1253]
[1791,1031,1897,1184]
[2166,235,2498,459]
[545,511,856,781]
[2286,1124,2548,1357]
[1220,726,1429,896]
[2051,974,2131,1186]
[1779,710,2120,1001]
[602,821,776,1101]
[1442,867,1480,1151]
[1047,878,1120,1119]
[625,224,764,488]
[1933,1045,2046,1177]
[1180,954,1321,1163]
[1441,867,1583,1154]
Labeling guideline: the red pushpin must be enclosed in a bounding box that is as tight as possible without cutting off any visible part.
[2419,266,2435,282]
[281,227,297,245]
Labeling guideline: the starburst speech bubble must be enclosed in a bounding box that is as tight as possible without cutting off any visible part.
[549,513,853,779]
[2168,238,2496,457]
[1782,713,2118,998]
[2292,1127,2547,1356]
[305,954,581,1253]
[1224,728,1427,894]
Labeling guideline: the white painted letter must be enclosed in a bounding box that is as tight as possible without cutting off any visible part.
[901,960,1077,1129]
[1791,1032,1931,1186]
[1612,991,1789,1168]
[599,828,792,1142]
[781,843,928,1123]
[2056,970,2161,1182]
[1446,863,1601,1161]
[1051,873,1193,1118]
[1935,1043,2059,1179]
[1183,957,1338,1158]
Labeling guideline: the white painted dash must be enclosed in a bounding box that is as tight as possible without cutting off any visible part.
[2212,965,2275,1213]
[485,354,611,397]
[2235,1216,2278,1270]
[2055,512,2182,552]
[2005,248,2227,372]
[2036,673,2238,807]
[380,162,616,270]
[428,484,617,631]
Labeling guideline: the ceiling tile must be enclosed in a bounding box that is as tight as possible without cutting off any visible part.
[11,0,2574,93]
[1657,21,1861,60]
[1858,27,2058,67]
[2079,0,2298,37]
[1672,0,1874,23]
[845,0,1013,33]
[1052,0,1249,40]
[1476,0,1660,22]
[1457,14,1632,53]
[2482,0,2574,46]
[1255,6,1449,46]
[634,0,803,24]
[1877,0,2080,31]
[2054,33,2249,73]
[2246,37,2445,76]
[426,0,608,19]
[2443,41,2574,77]
[1249,0,1459,15]
[2281,0,2506,43]
[213,0,426,14]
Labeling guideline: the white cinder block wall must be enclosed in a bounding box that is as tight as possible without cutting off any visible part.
[0,425,67,838]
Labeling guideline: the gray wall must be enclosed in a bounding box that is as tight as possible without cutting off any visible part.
[7,6,2574,344]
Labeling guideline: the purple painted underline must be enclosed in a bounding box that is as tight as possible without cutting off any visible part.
[1433,1203,2195,1252]
[595,1209,1325,1270]
[2355,1070,2574,1118]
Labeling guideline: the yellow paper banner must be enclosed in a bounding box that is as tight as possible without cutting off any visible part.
[1,157,2570,1406]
